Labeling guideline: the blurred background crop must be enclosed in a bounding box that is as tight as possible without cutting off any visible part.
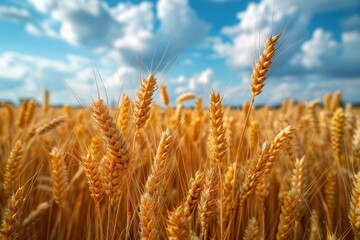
[0,0,359,106]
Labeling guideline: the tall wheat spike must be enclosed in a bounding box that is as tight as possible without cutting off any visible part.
[276,156,305,240]
[50,147,69,208]
[16,100,28,128]
[26,115,67,140]
[117,94,131,136]
[331,108,345,164]
[166,205,189,239]
[350,172,360,239]
[43,89,49,113]
[198,168,219,239]
[133,73,157,137]
[240,142,271,203]
[243,217,260,240]
[250,33,281,99]
[185,171,204,217]
[0,187,26,239]
[22,201,51,229]
[3,140,24,197]
[144,129,173,202]
[209,90,227,169]
[160,84,170,106]
[91,98,130,198]
[139,192,159,240]
[82,154,104,208]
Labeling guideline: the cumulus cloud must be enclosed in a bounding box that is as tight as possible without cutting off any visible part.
[213,0,360,83]
[0,51,136,104]
[291,29,360,77]
[174,68,215,97]
[213,0,308,72]
[23,0,209,69]
[0,5,31,22]
[109,0,210,69]
[292,29,339,69]
[0,0,210,104]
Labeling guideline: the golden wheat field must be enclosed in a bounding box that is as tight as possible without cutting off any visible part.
[0,34,360,240]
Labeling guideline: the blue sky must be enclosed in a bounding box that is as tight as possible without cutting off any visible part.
[0,0,359,106]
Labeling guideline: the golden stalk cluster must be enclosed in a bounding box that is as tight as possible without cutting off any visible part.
[0,33,359,240]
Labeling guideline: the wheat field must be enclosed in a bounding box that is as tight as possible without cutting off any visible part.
[0,33,359,240]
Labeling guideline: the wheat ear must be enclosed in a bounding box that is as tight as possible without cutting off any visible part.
[325,168,337,229]
[243,217,260,240]
[194,97,203,117]
[139,130,173,238]
[117,94,131,136]
[250,33,281,98]
[222,162,237,227]
[23,99,36,126]
[3,140,24,197]
[16,100,28,128]
[209,90,227,169]
[276,156,305,240]
[323,92,331,111]
[198,167,219,239]
[22,201,51,229]
[265,125,294,174]
[0,187,26,239]
[43,89,49,112]
[91,99,130,198]
[50,147,69,208]
[306,102,320,137]
[133,73,157,137]
[145,129,173,201]
[166,205,189,239]
[82,153,104,208]
[139,192,160,239]
[176,92,196,105]
[26,115,67,140]
[185,171,204,218]
[240,142,271,203]
[309,210,321,240]
[331,108,345,164]
[350,172,360,239]
[249,121,259,150]
[160,84,170,106]
[330,91,341,112]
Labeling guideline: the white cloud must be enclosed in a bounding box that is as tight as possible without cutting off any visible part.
[213,0,360,82]
[0,0,210,105]
[293,28,339,68]
[182,59,193,65]
[291,28,360,77]
[212,1,308,75]
[23,0,209,70]
[28,0,56,13]
[173,68,215,98]
[25,23,41,36]
[0,5,31,22]
[0,51,123,105]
